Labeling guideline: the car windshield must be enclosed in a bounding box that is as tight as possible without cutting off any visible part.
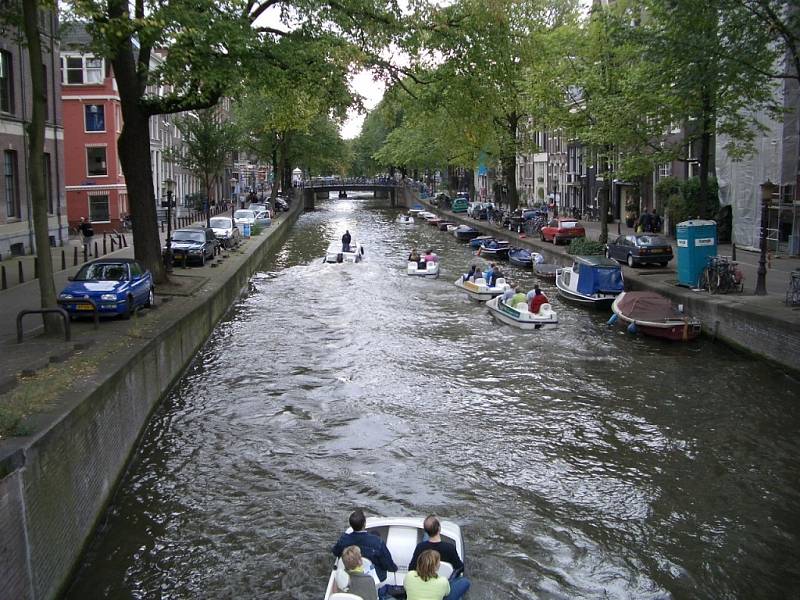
[210,219,231,229]
[638,235,668,245]
[75,263,127,281]
[235,210,254,219]
[172,231,205,242]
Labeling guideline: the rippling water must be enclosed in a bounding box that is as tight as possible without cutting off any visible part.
[66,194,800,599]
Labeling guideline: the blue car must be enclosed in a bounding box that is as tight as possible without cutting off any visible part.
[59,258,154,319]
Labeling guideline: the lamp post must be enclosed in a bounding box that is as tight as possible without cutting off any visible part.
[229,176,237,224]
[755,180,775,295]
[164,178,175,273]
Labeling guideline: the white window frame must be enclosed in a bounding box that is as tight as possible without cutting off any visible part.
[658,163,672,179]
[61,54,104,85]
[87,190,110,223]
[84,103,106,133]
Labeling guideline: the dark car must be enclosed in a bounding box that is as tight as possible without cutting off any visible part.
[59,258,154,318]
[606,234,674,267]
[508,208,546,232]
[167,227,218,266]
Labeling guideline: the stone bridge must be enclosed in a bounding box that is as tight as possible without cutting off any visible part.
[300,179,413,210]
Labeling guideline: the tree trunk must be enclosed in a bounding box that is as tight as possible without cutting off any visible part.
[699,88,713,217]
[22,0,61,333]
[505,113,520,211]
[271,144,279,200]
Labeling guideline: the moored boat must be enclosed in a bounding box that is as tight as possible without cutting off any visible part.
[508,247,543,268]
[437,221,455,231]
[408,208,423,216]
[325,240,364,263]
[556,256,623,307]
[445,224,459,233]
[323,516,466,600]
[396,214,415,224]
[426,217,442,226]
[453,225,480,241]
[453,276,511,301]
[610,291,701,341]
[486,296,558,329]
[470,235,495,249]
[533,263,558,280]
[478,239,510,259]
[408,260,440,278]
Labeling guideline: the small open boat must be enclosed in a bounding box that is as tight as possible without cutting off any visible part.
[478,240,510,259]
[556,256,623,307]
[486,296,558,329]
[325,240,364,263]
[454,276,511,302]
[610,291,702,341]
[453,225,480,241]
[324,516,465,600]
[470,235,495,249]
[508,247,543,268]
[408,208,423,216]
[446,223,459,233]
[407,260,440,278]
[396,214,415,224]
[437,221,455,231]
[534,263,558,281]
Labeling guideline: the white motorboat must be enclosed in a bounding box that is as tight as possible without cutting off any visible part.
[396,214,415,224]
[408,208,423,216]
[486,296,558,329]
[446,224,459,233]
[418,211,435,219]
[324,516,465,600]
[454,276,510,302]
[555,255,624,307]
[407,260,440,278]
[325,240,364,263]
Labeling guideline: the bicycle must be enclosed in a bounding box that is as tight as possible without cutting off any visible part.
[786,269,800,306]
[700,255,744,294]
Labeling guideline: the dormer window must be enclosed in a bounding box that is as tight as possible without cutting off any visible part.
[61,55,104,84]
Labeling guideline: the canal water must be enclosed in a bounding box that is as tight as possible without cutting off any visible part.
[66,194,800,599]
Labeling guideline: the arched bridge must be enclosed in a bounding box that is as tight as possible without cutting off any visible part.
[300,178,411,210]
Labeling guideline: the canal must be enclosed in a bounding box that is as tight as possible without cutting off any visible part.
[66,194,800,599]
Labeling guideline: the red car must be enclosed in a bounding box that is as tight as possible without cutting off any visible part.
[540,218,586,245]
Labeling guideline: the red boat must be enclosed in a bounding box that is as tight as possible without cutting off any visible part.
[610,291,701,341]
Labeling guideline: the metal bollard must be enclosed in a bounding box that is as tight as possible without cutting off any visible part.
[18,260,24,283]
[161,222,165,233]
[61,249,66,270]
[123,234,128,247]
[34,257,38,279]
[117,233,122,247]
[74,246,79,266]
[110,237,116,251]
[83,245,87,263]
[182,254,187,269]
[94,241,99,258]
[103,237,107,255]
[1,265,6,289]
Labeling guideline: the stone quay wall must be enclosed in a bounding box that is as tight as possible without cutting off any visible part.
[0,197,303,600]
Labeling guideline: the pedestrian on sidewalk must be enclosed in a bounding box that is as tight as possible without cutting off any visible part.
[79,217,94,256]
[638,211,652,233]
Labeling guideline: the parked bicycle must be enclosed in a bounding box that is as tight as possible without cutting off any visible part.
[700,255,744,294]
[786,269,800,306]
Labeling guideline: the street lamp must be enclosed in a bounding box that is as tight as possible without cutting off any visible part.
[755,180,775,295]
[163,178,175,273]
[229,176,237,224]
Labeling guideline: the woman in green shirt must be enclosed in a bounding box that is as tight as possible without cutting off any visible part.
[403,549,450,600]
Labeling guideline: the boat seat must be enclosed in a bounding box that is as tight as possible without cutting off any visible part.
[438,561,454,579]
[539,303,552,313]
[335,557,381,591]
[515,302,529,312]
[474,277,486,286]
[495,277,506,287]
[330,594,364,600]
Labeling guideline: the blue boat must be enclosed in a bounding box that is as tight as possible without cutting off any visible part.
[470,235,495,249]
[509,247,545,268]
[478,239,510,259]
[453,225,480,241]
[556,256,624,307]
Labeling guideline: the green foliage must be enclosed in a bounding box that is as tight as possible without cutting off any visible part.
[663,177,720,232]
[567,237,606,256]
[250,224,264,236]
[655,177,682,206]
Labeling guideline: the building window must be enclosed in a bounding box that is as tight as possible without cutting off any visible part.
[688,162,700,178]
[44,153,53,213]
[62,55,103,85]
[86,146,107,176]
[85,104,105,132]
[658,163,671,179]
[0,50,14,113]
[88,192,109,222]
[4,150,19,218]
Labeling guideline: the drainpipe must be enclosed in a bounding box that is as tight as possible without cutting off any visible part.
[49,15,64,246]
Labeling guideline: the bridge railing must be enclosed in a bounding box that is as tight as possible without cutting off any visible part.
[303,177,399,188]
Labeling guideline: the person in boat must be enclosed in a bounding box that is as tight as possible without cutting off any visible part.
[507,288,527,308]
[488,264,503,287]
[424,249,438,263]
[332,509,398,597]
[404,550,449,600]
[462,264,478,282]
[407,516,470,600]
[408,248,421,263]
[337,545,378,600]
[342,230,352,252]
[529,285,549,314]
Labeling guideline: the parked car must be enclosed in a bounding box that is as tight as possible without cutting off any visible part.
[606,234,674,267]
[254,210,272,227]
[451,197,469,213]
[167,227,218,266]
[209,216,241,248]
[247,203,269,214]
[59,258,154,319]
[508,208,546,232]
[234,209,257,227]
[540,218,586,245]
[274,197,289,211]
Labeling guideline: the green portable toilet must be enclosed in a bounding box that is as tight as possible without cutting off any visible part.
[676,219,717,287]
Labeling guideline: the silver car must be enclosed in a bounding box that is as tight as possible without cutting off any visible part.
[209,216,241,248]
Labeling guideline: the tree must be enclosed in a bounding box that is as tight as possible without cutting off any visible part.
[168,110,240,226]
[0,0,62,333]
[66,0,403,282]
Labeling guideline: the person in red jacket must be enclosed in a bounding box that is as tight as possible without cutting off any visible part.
[529,285,549,314]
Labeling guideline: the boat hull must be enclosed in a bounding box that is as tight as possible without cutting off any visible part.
[486,297,558,329]
[455,229,480,240]
[611,292,702,341]
[555,268,620,308]
[408,261,440,278]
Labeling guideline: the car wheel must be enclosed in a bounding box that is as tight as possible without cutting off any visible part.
[540,232,546,241]
[121,295,133,319]
[627,254,636,268]
[659,262,668,268]
[145,287,155,308]
[553,236,558,245]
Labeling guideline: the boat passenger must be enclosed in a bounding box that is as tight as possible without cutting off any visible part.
[462,265,478,282]
[409,248,420,262]
[342,230,352,252]
[508,288,527,308]
[338,545,378,600]
[501,288,514,304]
[529,285,549,314]
[488,264,503,287]
[332,509,398,597]
[424,249,438,263]
[407,516,470,600]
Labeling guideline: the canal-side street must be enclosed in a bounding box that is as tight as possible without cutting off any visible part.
[62,193,800,599]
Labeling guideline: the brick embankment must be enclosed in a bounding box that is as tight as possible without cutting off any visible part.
[412,196,800,373]
[0,197,303,600]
